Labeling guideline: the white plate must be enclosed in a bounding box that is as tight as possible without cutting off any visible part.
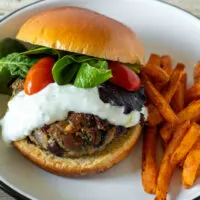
[0,0,200,200]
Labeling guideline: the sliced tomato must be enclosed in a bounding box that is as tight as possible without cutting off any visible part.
[24,57,56,95]
[108,61,141,91]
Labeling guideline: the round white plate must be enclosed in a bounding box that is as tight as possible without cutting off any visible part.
[0,0,200,200]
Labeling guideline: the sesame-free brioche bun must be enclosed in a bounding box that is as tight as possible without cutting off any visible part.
[16,6,144,64]
[13,125,142,176]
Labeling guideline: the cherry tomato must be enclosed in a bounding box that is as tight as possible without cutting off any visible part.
[24,57,56,95]
[108,61,141,91]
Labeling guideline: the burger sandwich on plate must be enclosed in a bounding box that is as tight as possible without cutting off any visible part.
[0,6,147,176]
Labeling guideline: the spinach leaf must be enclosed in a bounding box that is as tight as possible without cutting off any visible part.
[0,38,27,59]
[21,46,62,58]
[0,68,13,95]
[74,62,112,88]
[52,56,79,85]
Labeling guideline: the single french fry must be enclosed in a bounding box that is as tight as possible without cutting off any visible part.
[142,127,157,194]
[171,73,187,113]
[178,99,200,122]
[155,121,190,200]
[147,63,184,126]
[147,53,161,66]
[171,122,200,165]
[182,139,200,188]
[185,83,200,104]
[162,139,168,151]
[160,99,200,143]
[147,104,164,127]
[141,64,170,86]
[160,123,175,146]
[160,55,173,76]
[162,63,185,102]
[198,167,200,177]
[194,61,200,84]
[144,75,179,124]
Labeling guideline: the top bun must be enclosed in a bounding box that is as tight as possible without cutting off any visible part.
[17,6,144,64]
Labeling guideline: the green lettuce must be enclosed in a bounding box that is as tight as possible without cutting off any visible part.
[52,55,112,88]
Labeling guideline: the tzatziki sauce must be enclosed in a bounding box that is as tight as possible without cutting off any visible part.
[1,83,147,143]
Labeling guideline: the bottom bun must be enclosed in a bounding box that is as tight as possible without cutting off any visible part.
[13,124,142,176]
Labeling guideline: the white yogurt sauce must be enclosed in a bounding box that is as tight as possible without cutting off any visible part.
[1,83,147,143]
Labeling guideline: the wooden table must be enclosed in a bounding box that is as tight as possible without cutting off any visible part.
[0,0,199,199]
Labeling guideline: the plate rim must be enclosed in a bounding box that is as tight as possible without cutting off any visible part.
[0,0,200,200]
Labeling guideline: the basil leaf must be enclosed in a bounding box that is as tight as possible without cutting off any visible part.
[0,38,27,59]
[74,62,112,88]
[0,53,39,94]
[21,46,62,58]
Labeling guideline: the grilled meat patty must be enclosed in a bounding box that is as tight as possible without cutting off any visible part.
[12,79,128,157]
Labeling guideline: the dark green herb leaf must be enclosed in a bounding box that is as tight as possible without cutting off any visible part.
[0,53,39,94]
[0,38,27,59]
[0,53,39,78]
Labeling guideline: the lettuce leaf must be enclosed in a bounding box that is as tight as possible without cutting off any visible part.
[52,55,112,88]
[74,62,112,88]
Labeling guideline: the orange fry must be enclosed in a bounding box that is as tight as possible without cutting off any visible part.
[155,121,190,200]
[142,127,157,194]
[147,63,184,126]
[198,167,200,177]
[194,61,200,84]
[178,99,200,122]
[160,99,200,143]
[147,53,161,66]
[171,122,200,165]
[141,64,170,85]
[160,55,173,76]
[147,104,164,127]
[162,63,185,102]
[186,83,200,104]
[182,139,200,188]
[172,73,187,113]
[144,75,179,124]
[160,123,175,145]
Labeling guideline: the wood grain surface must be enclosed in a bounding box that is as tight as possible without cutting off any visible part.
[0,0,199,200]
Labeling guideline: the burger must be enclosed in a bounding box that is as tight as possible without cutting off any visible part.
[0,7,147,176]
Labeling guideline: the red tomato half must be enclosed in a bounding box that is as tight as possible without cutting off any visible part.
[24,57,56,95]
[108,61,141,91]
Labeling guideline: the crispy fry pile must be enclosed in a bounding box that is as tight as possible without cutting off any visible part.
[141,54,200,200]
